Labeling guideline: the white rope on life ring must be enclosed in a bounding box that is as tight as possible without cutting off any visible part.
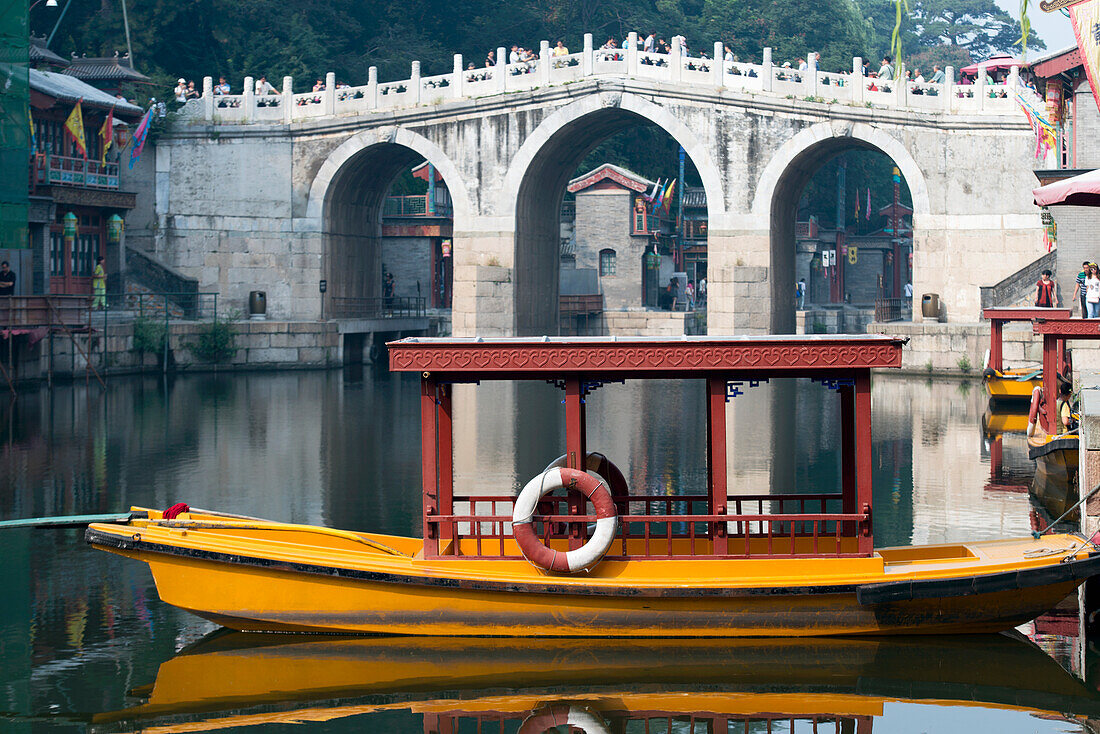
[518,704,611,734]
[512,467,618,573]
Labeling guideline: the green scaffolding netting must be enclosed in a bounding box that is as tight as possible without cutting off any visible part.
[0,0,29,249]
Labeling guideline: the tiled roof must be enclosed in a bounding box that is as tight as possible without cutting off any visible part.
[567,163,656,193]
[30,68,144,117]
[30,37,69,67]
[64,54,151,83]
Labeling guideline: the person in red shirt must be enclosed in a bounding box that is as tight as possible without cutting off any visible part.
[1035,269,1059,308]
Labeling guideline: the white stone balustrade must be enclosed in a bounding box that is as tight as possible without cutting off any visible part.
[190,40,1036,124]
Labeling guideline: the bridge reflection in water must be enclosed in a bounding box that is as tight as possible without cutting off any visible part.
[90,633,1100,733]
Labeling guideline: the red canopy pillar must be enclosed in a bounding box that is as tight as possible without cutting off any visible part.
[421,377,440,557]
[437,382,454,543]
[855,372,874,555]
[564,378,588,548]
[707,377,728,555]
[989,319,1003,372]
[1044,333,1059,432]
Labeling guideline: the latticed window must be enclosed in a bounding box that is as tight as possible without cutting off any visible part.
[634,209,646,233]
[599,249,616,276]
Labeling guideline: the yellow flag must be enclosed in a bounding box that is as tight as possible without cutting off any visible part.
[1070,0,1100,113]
[65,99,87,158]
[99,108,114,165]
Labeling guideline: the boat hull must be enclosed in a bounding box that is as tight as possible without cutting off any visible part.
[986,369,1043,401]
[87,522,1097,637]
[1029,434,1080,523]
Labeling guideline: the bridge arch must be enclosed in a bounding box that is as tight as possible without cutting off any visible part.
[751,122,931,333]
[305,127,472,303]
[501,92,727,336]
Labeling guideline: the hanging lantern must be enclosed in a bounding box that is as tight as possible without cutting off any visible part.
[1045,84,1063,124]
[107,214,124,242]
[440,238,452,258]
[62,211,77,240]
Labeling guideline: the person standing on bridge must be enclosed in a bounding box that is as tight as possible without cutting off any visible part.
[878,56,894,80]
[929,65,944,84]
[644,32,656,52]
[1034,269,1059,309]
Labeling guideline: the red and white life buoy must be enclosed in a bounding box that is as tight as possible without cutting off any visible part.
[543,451,629,511]
[512,467,618,573]
[1028,385,1044,437]
[518,705,611,734]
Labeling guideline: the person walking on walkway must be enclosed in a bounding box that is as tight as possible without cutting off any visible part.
[1086,264,1100,318]
[92,256,107,310]
[1073,261,1089,316]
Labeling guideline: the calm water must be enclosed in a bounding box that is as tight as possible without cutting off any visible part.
[0,368,1096,733]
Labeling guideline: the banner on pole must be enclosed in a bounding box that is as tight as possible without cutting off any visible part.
[1070,0,1100,113]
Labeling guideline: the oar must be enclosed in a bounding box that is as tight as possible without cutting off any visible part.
[0,512,143,530]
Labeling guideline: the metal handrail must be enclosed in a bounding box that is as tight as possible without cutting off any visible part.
[329,296,426,319]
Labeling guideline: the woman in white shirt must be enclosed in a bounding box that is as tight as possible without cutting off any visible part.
[1086,264,1100,318]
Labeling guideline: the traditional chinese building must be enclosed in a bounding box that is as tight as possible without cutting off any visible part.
[381,162,453,307]
[27,65,143,294]
[63,52,151,97]
[1029,45,1100,297]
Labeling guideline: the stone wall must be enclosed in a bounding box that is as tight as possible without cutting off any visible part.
[868,320,1100,374]
[601,309,687,336]
[7,320,342,384]
[382,236,434,299]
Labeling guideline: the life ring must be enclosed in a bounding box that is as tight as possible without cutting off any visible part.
[543,451,629,512]
[1028,385,1044,437]
[512,467,618,573]
[518,705,611,734]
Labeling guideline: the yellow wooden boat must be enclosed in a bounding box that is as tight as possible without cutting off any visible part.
[985,366,1044,399]
[86,336,1100,637]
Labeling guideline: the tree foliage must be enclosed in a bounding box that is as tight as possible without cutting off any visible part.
[859,0,1044,64]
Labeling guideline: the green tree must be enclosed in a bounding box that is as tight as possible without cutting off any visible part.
[859,0,1044,64]
[702,0,872,70]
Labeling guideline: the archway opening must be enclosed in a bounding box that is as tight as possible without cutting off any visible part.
[515,107,710,336]
[322,143,456,315]
[770,140,913,333]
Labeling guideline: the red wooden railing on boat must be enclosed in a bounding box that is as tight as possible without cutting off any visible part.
[424,710,872,734]
[389,336,904,560]
[432,492,868,559]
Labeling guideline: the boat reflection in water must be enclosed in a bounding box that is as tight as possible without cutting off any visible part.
[91,633,1100,733]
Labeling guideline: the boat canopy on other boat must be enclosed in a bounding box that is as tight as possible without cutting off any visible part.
[982,307,1070,401]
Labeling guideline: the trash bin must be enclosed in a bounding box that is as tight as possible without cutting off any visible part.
[921,293,940,320]
[248,290,267,320]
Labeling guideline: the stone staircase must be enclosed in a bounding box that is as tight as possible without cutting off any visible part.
[979,250,1058,312]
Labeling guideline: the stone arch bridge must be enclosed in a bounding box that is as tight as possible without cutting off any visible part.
[155,35,1042,335]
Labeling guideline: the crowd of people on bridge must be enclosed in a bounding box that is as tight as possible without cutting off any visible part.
[172,33,1036,111]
